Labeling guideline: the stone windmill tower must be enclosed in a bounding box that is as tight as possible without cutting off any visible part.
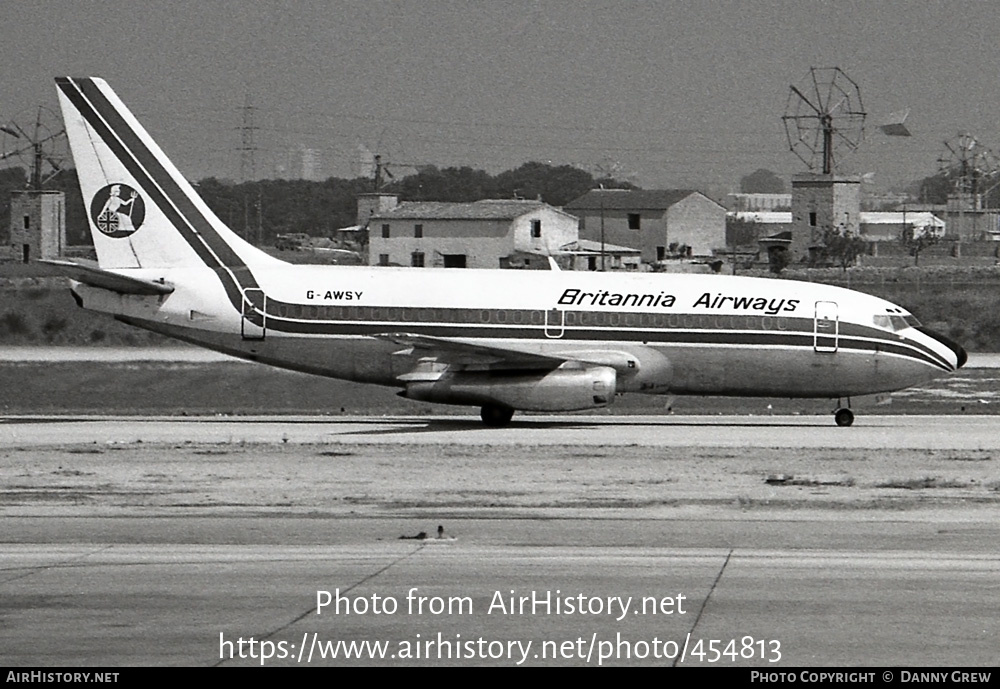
[781,67,867,260]
[2,106,68,262]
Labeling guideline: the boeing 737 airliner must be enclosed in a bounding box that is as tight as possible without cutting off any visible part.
[49,77,966,426]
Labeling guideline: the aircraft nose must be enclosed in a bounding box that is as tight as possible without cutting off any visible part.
[917,326,967,370]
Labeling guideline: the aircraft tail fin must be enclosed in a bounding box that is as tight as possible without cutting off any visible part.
[55,77,281,271]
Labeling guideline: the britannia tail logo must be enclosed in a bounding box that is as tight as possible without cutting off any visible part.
[90,184,146,238]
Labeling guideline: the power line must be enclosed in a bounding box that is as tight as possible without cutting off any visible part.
[236,89,263,244]
[238,89,259,182]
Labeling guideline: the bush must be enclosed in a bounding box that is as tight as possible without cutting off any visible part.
[0,311,31,336]
[42,316,68,337]
[23,287,50,300]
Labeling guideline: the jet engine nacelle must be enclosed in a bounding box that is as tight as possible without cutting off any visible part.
[402,365,617,412]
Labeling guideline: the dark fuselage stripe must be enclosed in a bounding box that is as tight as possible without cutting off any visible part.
[259,318,952,371]
[251,303,954,371]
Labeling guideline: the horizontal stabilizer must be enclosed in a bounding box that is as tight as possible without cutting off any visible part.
[39,259,174,295]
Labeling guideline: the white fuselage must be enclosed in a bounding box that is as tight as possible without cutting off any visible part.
[72,264,964,401]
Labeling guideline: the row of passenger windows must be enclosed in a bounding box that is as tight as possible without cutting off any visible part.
[563,312,795,330]
[269,303,800,331]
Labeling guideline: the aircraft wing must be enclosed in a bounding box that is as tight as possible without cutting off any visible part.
[376,332,566,370]
[39,259,174,296]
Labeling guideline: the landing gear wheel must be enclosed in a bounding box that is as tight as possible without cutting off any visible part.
[834,408,854,427]
[480,404,514,427]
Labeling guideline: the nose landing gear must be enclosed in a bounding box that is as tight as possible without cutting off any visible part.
[833,396,854,426]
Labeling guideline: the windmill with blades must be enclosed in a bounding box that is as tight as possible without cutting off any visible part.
[780,67,868,261]
[782,67,867,176]
[353,139,431,190]
[935,132,1000,240]
[1,105,68,189]
[936,132,999,210]
[352,143,405,240]
[352,138,433,237]
[2,106,70,262]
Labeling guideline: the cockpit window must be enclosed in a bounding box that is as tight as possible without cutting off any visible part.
[873,313,919,332]
[873,315,891,330]
[889,315,909,331]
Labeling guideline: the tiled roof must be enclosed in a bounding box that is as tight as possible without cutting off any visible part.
[373,199,550,220]
[563,189,703,211]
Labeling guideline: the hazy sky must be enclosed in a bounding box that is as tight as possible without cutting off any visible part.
[3,0,1000,193]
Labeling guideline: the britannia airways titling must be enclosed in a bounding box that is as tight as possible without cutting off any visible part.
[558,289,799,316]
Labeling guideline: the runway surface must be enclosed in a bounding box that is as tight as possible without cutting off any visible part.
[2,414,999,666]
[4,413,1000,449]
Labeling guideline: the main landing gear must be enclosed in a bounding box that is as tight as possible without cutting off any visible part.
[480,404,515,427]
[834,408,854,427]
[833,398,854,427]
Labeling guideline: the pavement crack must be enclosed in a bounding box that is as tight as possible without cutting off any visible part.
[673,547,732,667]
[0,545,115,586]
[213,544,426,666]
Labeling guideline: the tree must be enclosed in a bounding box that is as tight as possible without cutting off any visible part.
[901,224,939,266]
[820,227,866,272]
[917,172,951,204]
[740,168,785,194]
[393,165,497,202]
[725,215,762,274]
[494,162,595,206]
[726,216,761,247]
[768,246,789,274]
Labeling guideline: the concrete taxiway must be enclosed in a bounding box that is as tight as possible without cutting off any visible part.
[2,414,999,666]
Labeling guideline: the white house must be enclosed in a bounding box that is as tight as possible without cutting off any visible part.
[368,199,579,268]
[860,212,946,241]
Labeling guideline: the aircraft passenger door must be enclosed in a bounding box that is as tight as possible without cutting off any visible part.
[544,308,565,339]
[242,288,266,340]
[813,301,838,353]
